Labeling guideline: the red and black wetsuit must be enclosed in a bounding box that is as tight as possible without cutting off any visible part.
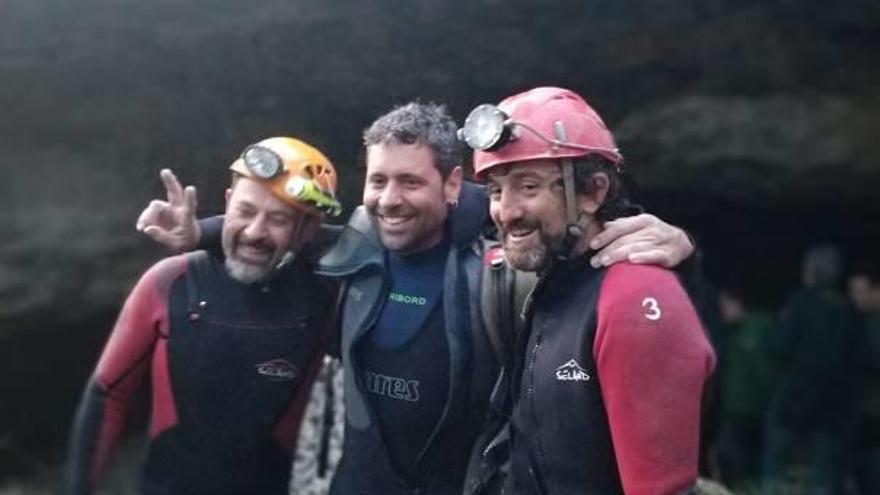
[64,251,332,495]
[506,258,716,495]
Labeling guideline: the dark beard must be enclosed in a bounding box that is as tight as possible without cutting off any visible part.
[502,226,565,272]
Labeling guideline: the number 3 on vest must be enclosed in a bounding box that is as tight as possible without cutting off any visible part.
[642,297,662,321]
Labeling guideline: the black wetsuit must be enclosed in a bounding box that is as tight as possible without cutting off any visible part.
[64,251,332,495]
[507,260,715,495]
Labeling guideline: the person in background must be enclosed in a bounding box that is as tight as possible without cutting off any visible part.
[715,281,776,490]
[848,268,880,495]
[763,244,860,495]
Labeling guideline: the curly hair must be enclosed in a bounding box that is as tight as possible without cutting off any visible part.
[362,102,462,179]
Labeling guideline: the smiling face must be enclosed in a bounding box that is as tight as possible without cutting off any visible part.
[486,160,570,272]
[221,177,316,283]
[363,142,462,254]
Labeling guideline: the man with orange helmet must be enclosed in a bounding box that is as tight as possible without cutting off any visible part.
[64,137,341,495]
[461,87,716,495]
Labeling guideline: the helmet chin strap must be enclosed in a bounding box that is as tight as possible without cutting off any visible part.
[251,250,296,289]
[274,250,297,271]
[265,217,312,283]
[554,121,586,261]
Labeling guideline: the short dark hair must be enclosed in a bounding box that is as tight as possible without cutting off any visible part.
[362,102,462,179]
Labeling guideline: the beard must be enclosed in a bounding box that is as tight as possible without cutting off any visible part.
[502,220,566,272]
[222,235,280,284]
[224,257,272,284]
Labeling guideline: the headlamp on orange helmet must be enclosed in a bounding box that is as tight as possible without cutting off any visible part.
[230,137,342,217]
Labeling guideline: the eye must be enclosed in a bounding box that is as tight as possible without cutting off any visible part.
[486,184,501,201]
[268,214,293,228]
[520,182,539,194]
[368,175,386,188]
[236,203,257,217]
[402,176,424,189]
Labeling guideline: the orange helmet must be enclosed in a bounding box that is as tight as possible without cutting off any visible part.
[229,136,341,217]
[463,87,622,181]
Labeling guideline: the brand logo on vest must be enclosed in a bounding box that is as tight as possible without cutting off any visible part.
[255,359,299,382]
[555,359,591,382]
[349,287,363,302]
[388,291,428,306]
[363,371,420,401]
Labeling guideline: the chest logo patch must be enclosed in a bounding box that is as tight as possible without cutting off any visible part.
[555,359,591,382]
[388,291,428,306]
[349,287,363,302]
[255,359,299,382]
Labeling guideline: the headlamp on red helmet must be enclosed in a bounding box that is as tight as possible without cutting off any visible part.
[459,103,617,158]
[461,87,623,182]
[457,104,511,151]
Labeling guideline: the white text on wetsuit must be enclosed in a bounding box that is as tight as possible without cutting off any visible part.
[363,371,420,401]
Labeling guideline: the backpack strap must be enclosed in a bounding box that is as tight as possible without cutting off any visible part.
[480,241,538,369]
[467,242,538,495]
[185,251,210,322]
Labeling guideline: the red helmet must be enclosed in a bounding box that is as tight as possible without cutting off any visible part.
[470,87,622,181]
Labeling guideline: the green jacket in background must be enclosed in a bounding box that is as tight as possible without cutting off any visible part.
[720,312,776,420]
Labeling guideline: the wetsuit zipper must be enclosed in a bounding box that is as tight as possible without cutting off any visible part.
[527,325,548,494]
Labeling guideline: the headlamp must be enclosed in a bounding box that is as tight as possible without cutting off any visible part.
[242,145,282,179]
[285,176,342,217]
[457,104,513,151]
[238,143,342,217]
[460,103,622,160]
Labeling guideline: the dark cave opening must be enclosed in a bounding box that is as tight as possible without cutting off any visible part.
[642,191,880,310]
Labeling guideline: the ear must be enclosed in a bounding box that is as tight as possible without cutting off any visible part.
[443,166,464,204]
[225,187,232,205]
[578,172,610,215]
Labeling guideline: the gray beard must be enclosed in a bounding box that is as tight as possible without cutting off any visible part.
[224,257,270,284]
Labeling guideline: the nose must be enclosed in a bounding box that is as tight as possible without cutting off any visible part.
[242,213,269,241]
[492,188,523,228]
[378,180,403,210]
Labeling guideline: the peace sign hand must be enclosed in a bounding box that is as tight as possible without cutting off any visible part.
[135,169,201,253]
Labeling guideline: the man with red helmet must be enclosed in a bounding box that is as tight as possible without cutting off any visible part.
[64,137,340,495]
[461,87,716,495]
